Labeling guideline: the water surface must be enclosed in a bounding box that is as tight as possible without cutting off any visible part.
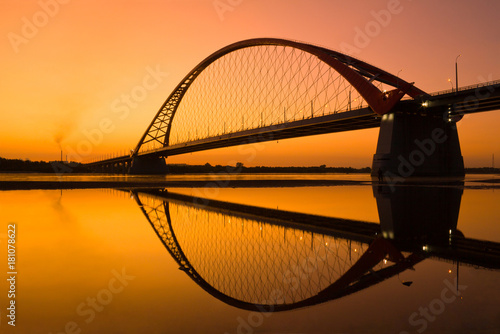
[0,174,498,333]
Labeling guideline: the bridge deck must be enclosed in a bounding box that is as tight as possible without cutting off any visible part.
[141,106,381,158]
[85,82,500,167]
[425,81,500,114]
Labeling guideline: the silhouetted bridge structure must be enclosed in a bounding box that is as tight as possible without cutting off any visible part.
[84,38,500,175]
[129,186,500,312]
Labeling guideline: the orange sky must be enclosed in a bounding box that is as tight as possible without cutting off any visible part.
[1,0,499,167]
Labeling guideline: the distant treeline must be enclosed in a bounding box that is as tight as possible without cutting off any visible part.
[0,157,88,173]
[0,158,370,174]
[167,163,372,174]
[1,157,498,174]
[465,167,500,174]
[173,165,500,174]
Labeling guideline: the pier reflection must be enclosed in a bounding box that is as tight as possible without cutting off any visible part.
[131,184,500,312]
[373,182,500,268]
[374,183,462,246]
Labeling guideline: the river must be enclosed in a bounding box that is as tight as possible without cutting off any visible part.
[0,173,498,333]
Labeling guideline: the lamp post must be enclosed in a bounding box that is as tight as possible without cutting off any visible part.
[455,55,461,93]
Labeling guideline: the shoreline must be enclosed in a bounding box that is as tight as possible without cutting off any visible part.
[0,179,367,190]
[0,178,498,191]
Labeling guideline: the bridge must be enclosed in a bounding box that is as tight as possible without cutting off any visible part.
[84,38,500,175]
[128,187,500,312]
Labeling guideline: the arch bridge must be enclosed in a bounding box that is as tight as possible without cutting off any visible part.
[85,38,500,175]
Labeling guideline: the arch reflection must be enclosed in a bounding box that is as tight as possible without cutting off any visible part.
[132,189,424,312]
[130,184,499,312]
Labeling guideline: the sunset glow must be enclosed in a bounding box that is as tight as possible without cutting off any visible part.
[1,0,499,167]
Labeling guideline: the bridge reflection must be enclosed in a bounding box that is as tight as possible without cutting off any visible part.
[130,184,499,312]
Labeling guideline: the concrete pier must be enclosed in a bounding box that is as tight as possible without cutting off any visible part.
[372,112,464,177]
[129,156,168,174]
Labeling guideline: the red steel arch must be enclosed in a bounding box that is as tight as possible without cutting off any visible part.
[133,38,427,156]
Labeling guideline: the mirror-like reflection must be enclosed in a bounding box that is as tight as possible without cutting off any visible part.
[374,183,500,269]
[130,184,499,313]
[375,184,462,243]
[0,179,499,333]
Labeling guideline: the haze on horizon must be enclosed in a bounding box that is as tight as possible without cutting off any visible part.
[1,0,499,168]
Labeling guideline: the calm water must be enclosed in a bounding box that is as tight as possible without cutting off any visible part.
[0,172,373,182]
[0,174,499,334]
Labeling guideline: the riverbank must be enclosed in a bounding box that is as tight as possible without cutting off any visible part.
[0,179,369,190]
[1,176,498,190]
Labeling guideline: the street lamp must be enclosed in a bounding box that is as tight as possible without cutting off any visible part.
[396,69,403,88]
[448,78,453,91]
[455,54,461,93]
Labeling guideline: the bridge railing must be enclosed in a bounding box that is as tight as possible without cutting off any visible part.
[137,101,374,155]
[429,79,500,97]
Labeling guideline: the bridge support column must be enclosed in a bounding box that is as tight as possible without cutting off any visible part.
[129,156,168,175]
[372,112,464,178]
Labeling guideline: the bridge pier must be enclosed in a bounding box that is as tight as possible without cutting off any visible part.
[119,162,126,174]
[129,156,168,175]
[372,111,464,178]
